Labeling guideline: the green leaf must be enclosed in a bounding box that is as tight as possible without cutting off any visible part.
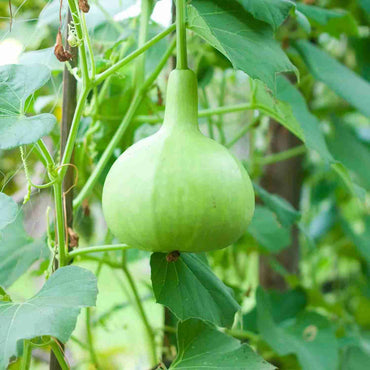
[254,183,300,227]
[0,193,17,231]
[244,288,307,332]
[295,40,370,117]
[327,121,370,191]
[150,253,239,327]
[256,287,339,370]
[0,266,98,369]
[342,216,370,266]
[248,206,291,253]
[276,76,334,163]
[296,3,358,37]
[188,0,297,92]
[0,64,56,150]
[341,346,370,370]
[237,0,294,30]
[0,212,47,288]
[171,318,274,369]
[255,76,366,200]
[252,78,304,139]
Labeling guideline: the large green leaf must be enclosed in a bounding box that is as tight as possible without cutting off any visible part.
[252,78,304,139]
[0,64,56,150]
[247,206,291,253]
[296,3,358,37]
[295,40,370,117]
[254,76,366,199]
[0,266,98,369]
[256,288,339,370]
[150,253,239,327]
[170,318,274,369]
[0,193,17,231]
[254,183,301,228]
[342,216,370,265]
[327,121,370,191]
[244,288,307,333]
[238,0,294,30]
[0,212,47,288]
[188,0,297,92]
[341,346,370,370]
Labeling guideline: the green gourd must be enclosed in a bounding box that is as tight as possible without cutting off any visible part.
[102,69,255,253]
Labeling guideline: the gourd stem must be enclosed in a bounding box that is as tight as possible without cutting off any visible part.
[176,0,188,69]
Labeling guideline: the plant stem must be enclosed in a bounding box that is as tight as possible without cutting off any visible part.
[37,139,55,169]
[53,182,67,267]
[259,144,306,166]
[59,87,90,179]
[94,24,176,85]
[134,103,255,124]
[68,244,132,259]
[21,340,32,370]
[80,255,122,269]
[80,11,96,79]
[86,308,99,369]
[225,116,258,148]
[176,0,187,69]
[224,328,260,342]
[200,103,254,117]
[49,341,69,370]
[201,88,215,139]
[73,38,176,209]
[134,0,153,88]
[121,258,157,366]
[67,0,89,84]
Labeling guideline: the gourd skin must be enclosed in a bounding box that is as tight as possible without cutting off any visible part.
[102,69,255,252]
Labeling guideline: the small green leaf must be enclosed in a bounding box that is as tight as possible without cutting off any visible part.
[150,253,239,327]
[188,0,297,92]
[171,318,275,369]
[0,193,17,231]
[237,0,294,30]
[0,212,48,288]
[254,183,300,227]
[0,64,56,150]
[296,3,358,37]
[295,40,370,117]
[248,206,291,253]
[256,287,339,370]
[0,266,98,369]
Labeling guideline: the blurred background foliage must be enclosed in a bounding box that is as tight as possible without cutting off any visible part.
[0,0,370,369]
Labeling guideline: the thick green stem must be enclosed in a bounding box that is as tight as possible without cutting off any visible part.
[53,182,67,267]
[122,257,157,366]
[94,24,176,85]
[176,0,188,69]
[86,308,99,368]
[59,87,90,179]
[259,144,306,166]
[68,244,132,259]
[21,340,32,370]
[49,341,69,370]
[37,139,55,169]
[73,38,176,209]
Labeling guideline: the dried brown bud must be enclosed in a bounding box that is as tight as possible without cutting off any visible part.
[68,227,79,249]
[78,0,90,13]
[166,250,180,263]
[54,31,72,62]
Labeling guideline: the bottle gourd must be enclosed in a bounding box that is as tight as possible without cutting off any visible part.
[102,69,255,253]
